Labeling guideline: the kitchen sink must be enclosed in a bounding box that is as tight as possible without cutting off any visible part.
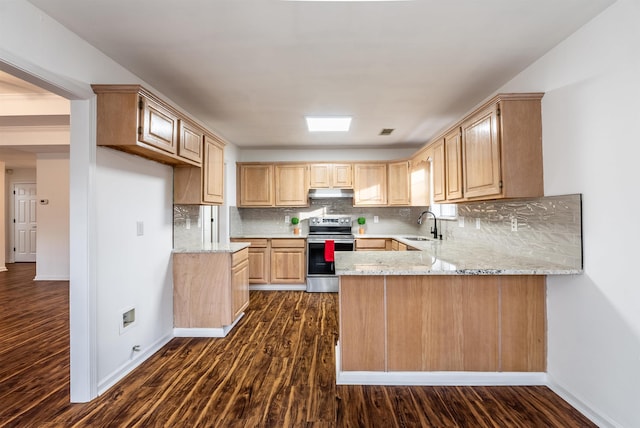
[402,236,433,241]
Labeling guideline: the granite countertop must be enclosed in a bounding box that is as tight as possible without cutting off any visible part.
[231,233,308,239]
[338,235,582,276]
[173,242,250,254]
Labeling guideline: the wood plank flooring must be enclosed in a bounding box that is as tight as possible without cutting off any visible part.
[0,263,596,427]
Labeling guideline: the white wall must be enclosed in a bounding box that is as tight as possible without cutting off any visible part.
[499,1,640,426]
[35,153,69,280]
[95,147,174,392]
[0,0,197,401]
[239,147,417,162]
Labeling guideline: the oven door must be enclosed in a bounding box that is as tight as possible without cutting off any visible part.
[307,239,354,275]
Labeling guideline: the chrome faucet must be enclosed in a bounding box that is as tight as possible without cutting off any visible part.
[417,210,440,240]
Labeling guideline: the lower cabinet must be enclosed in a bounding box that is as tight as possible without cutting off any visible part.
[355,238,391,251]
[231,238,306,284]
[270,239,306,284]
[340,275,546,372]
[173,248,249,329]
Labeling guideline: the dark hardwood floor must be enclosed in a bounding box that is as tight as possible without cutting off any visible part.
[0,263,595,427]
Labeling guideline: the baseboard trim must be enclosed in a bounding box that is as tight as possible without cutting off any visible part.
[547,377,619,428]
[34,275,70,281]
[335,342,547,386]
[249,284,306,291]
[97,332,173,396]
[173,312,245,338]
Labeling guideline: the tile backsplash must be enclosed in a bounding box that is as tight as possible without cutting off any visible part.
[446,194,582,269]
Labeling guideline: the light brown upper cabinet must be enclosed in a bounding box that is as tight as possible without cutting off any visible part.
[444,128,464,201]
[236,163,309,207]
[309,163,353,188]
[174,134,225,205]
[431,139,446,202]
[461,93,543,200]
[410,146,431,207]
[178,119,204,163]
[92,84,201,166]
[237,163,274,207]
[353,163,388,206]
[274,164,309,206]
[202,135,225,204]
[388,161,411,206]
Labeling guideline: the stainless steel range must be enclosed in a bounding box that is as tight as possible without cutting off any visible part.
[306,216,354,292]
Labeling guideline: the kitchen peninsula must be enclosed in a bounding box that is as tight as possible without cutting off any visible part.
[335,237,581,385]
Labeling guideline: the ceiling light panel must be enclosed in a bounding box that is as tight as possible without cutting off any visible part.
[306,116,352,132]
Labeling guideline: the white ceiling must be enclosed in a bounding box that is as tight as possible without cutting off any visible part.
[23,0,615,148]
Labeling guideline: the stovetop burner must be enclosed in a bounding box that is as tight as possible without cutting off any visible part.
[308,216,353,236]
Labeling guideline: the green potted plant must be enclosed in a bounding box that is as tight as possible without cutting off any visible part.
[357,216,366,235]
[291,217,300,235]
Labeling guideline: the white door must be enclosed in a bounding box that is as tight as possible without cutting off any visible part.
[14,183,37,262]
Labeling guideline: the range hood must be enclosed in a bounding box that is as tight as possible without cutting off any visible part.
[308,188,355,199]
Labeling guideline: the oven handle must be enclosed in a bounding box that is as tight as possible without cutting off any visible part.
[307,239,355,245]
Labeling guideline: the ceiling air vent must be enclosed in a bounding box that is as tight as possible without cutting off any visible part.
[379,128,394,135]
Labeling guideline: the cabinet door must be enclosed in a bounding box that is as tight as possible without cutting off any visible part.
[354,164,387,206]
[178,120,203,163]
[431,139,446,202]
[410,146,430,206]
[333,164,353,188]
[444,128,464,201]
[231,258,249,320]
[309,164,331,188]
[274,164,308,206]
[139,95,178,154]
[203,136,225,204]
[270,239,305,284]
[388,161,410,206]
[249,247,270,284]
[238,164,273,206]
[462,104,502,199]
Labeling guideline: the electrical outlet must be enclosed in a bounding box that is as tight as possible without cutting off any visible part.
[511,217,518,232]
[458,216,465,227]
[373,215,379,223]
[475,218,481,229]
[284,215,290,224]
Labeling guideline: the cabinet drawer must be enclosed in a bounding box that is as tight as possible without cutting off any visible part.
[270,238,305,248]
[355,238,389,251]
[232,247,249,267]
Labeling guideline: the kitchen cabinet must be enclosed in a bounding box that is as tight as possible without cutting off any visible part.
[355,238,391,251]
[92,84,201,166]
[391,240,408,251]
[177,119,204,163]
[237,163,274,207]
[431,139,446,202]
[270,238,306,284]
[340,274,545,373]
[461,93,543,200]
[274,164,309,206]
[237,163,308,207]
[231,238,270,284]
[309,163,353,188]
[173,247,249,330]
[410,146,430,207]
[444,128,464,201]
[174,134,226,205]
[353,163,387,206]
[387,161,411,206]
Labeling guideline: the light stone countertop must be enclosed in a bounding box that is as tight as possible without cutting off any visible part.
[172,242,250,254]
[338,235,582,276]
[230,233,308,239]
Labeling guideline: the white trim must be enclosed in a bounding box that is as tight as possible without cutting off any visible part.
[34,275,70,281]
[335,342,547,386]
[249,284,306,291]
[547,378,619,428]
[97,333,173,396]
[173,312,245,338]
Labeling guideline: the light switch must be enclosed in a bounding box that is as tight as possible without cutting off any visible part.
[136,221,144,236]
